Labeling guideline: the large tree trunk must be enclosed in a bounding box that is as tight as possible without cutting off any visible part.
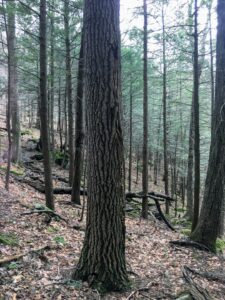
[190,0,225,251]
[7,0,21,163]
[71,33,84,205]
[72,0,129,291]
[142,0,149,219]
[39,0,54,210]
[64,0,74,185]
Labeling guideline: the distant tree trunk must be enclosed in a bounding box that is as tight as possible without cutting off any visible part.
[162,3,169,214]
[57,77,63,151]
[72,0,129,291]
[190,0,225,251]
[50,8,55,151]
[64,0,74,185]
[154,106,162,185]
[192,0,200,232]
[142,0,149,219]
[186,102,194,220]
[63,86,68,156]
[128,76,133,192]
[39,0,54,210]
[71,34,84,205]
[7,0,20,163]
[136,146,140,184]
[209,2,215,124]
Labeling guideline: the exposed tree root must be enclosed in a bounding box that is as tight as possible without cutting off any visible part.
[21,209,68,223]
[184,266,225,285]
[170,239,211,252]
[126,284,151,300]
[182,266,213,300]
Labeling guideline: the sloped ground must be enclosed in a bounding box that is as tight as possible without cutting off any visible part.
[0,174,225,300]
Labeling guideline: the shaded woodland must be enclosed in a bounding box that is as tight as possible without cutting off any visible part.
[0,0,225,299]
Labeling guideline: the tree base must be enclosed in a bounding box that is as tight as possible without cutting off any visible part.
[72,267,131,293]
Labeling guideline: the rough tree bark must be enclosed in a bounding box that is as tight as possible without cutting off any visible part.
[39,0,54,210]
[190,0,225,251]
[72,0,129,291]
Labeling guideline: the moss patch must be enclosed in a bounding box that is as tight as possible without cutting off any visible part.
[216,238,225,252]
[0,233,19,246]
[0,164,24,176]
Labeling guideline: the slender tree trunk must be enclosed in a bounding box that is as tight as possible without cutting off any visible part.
[186,102,194,220]
[142,0,149,219]
[57,77,63,151]
[192,0,200,232]
[128,76,133,192]
[7,0,20,163]
[162,3,169,214]
[72,0,129,291]
[63,87,68,166]
[64,0,74,185]
[136,146,139,184]
[50,8,55,151]
[71,34,84,205]
[190,0,225,251]
[39,0,54,210]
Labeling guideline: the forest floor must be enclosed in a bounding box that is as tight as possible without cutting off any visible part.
[0,132,225,299]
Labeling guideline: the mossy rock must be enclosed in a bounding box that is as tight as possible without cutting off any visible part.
[0,233,19,246]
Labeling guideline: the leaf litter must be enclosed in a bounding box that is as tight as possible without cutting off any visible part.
[0,175,225,299]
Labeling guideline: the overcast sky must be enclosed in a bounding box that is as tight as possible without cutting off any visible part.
[120,0,217,36]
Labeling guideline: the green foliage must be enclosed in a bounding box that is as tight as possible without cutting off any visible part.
[53,236,66,246]
[21,129,32,136]
[0,165,24,176]
[7,262,21,270]
[0,233,19,246]
[180,228,191,237]
[216,238,225,252]
[47,226,59,233]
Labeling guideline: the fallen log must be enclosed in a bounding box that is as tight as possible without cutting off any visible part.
[126,191,174,202]
[182,266,213,300]
[154,199,175,231]
[0,245,52,266]
[17,178,175,230]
